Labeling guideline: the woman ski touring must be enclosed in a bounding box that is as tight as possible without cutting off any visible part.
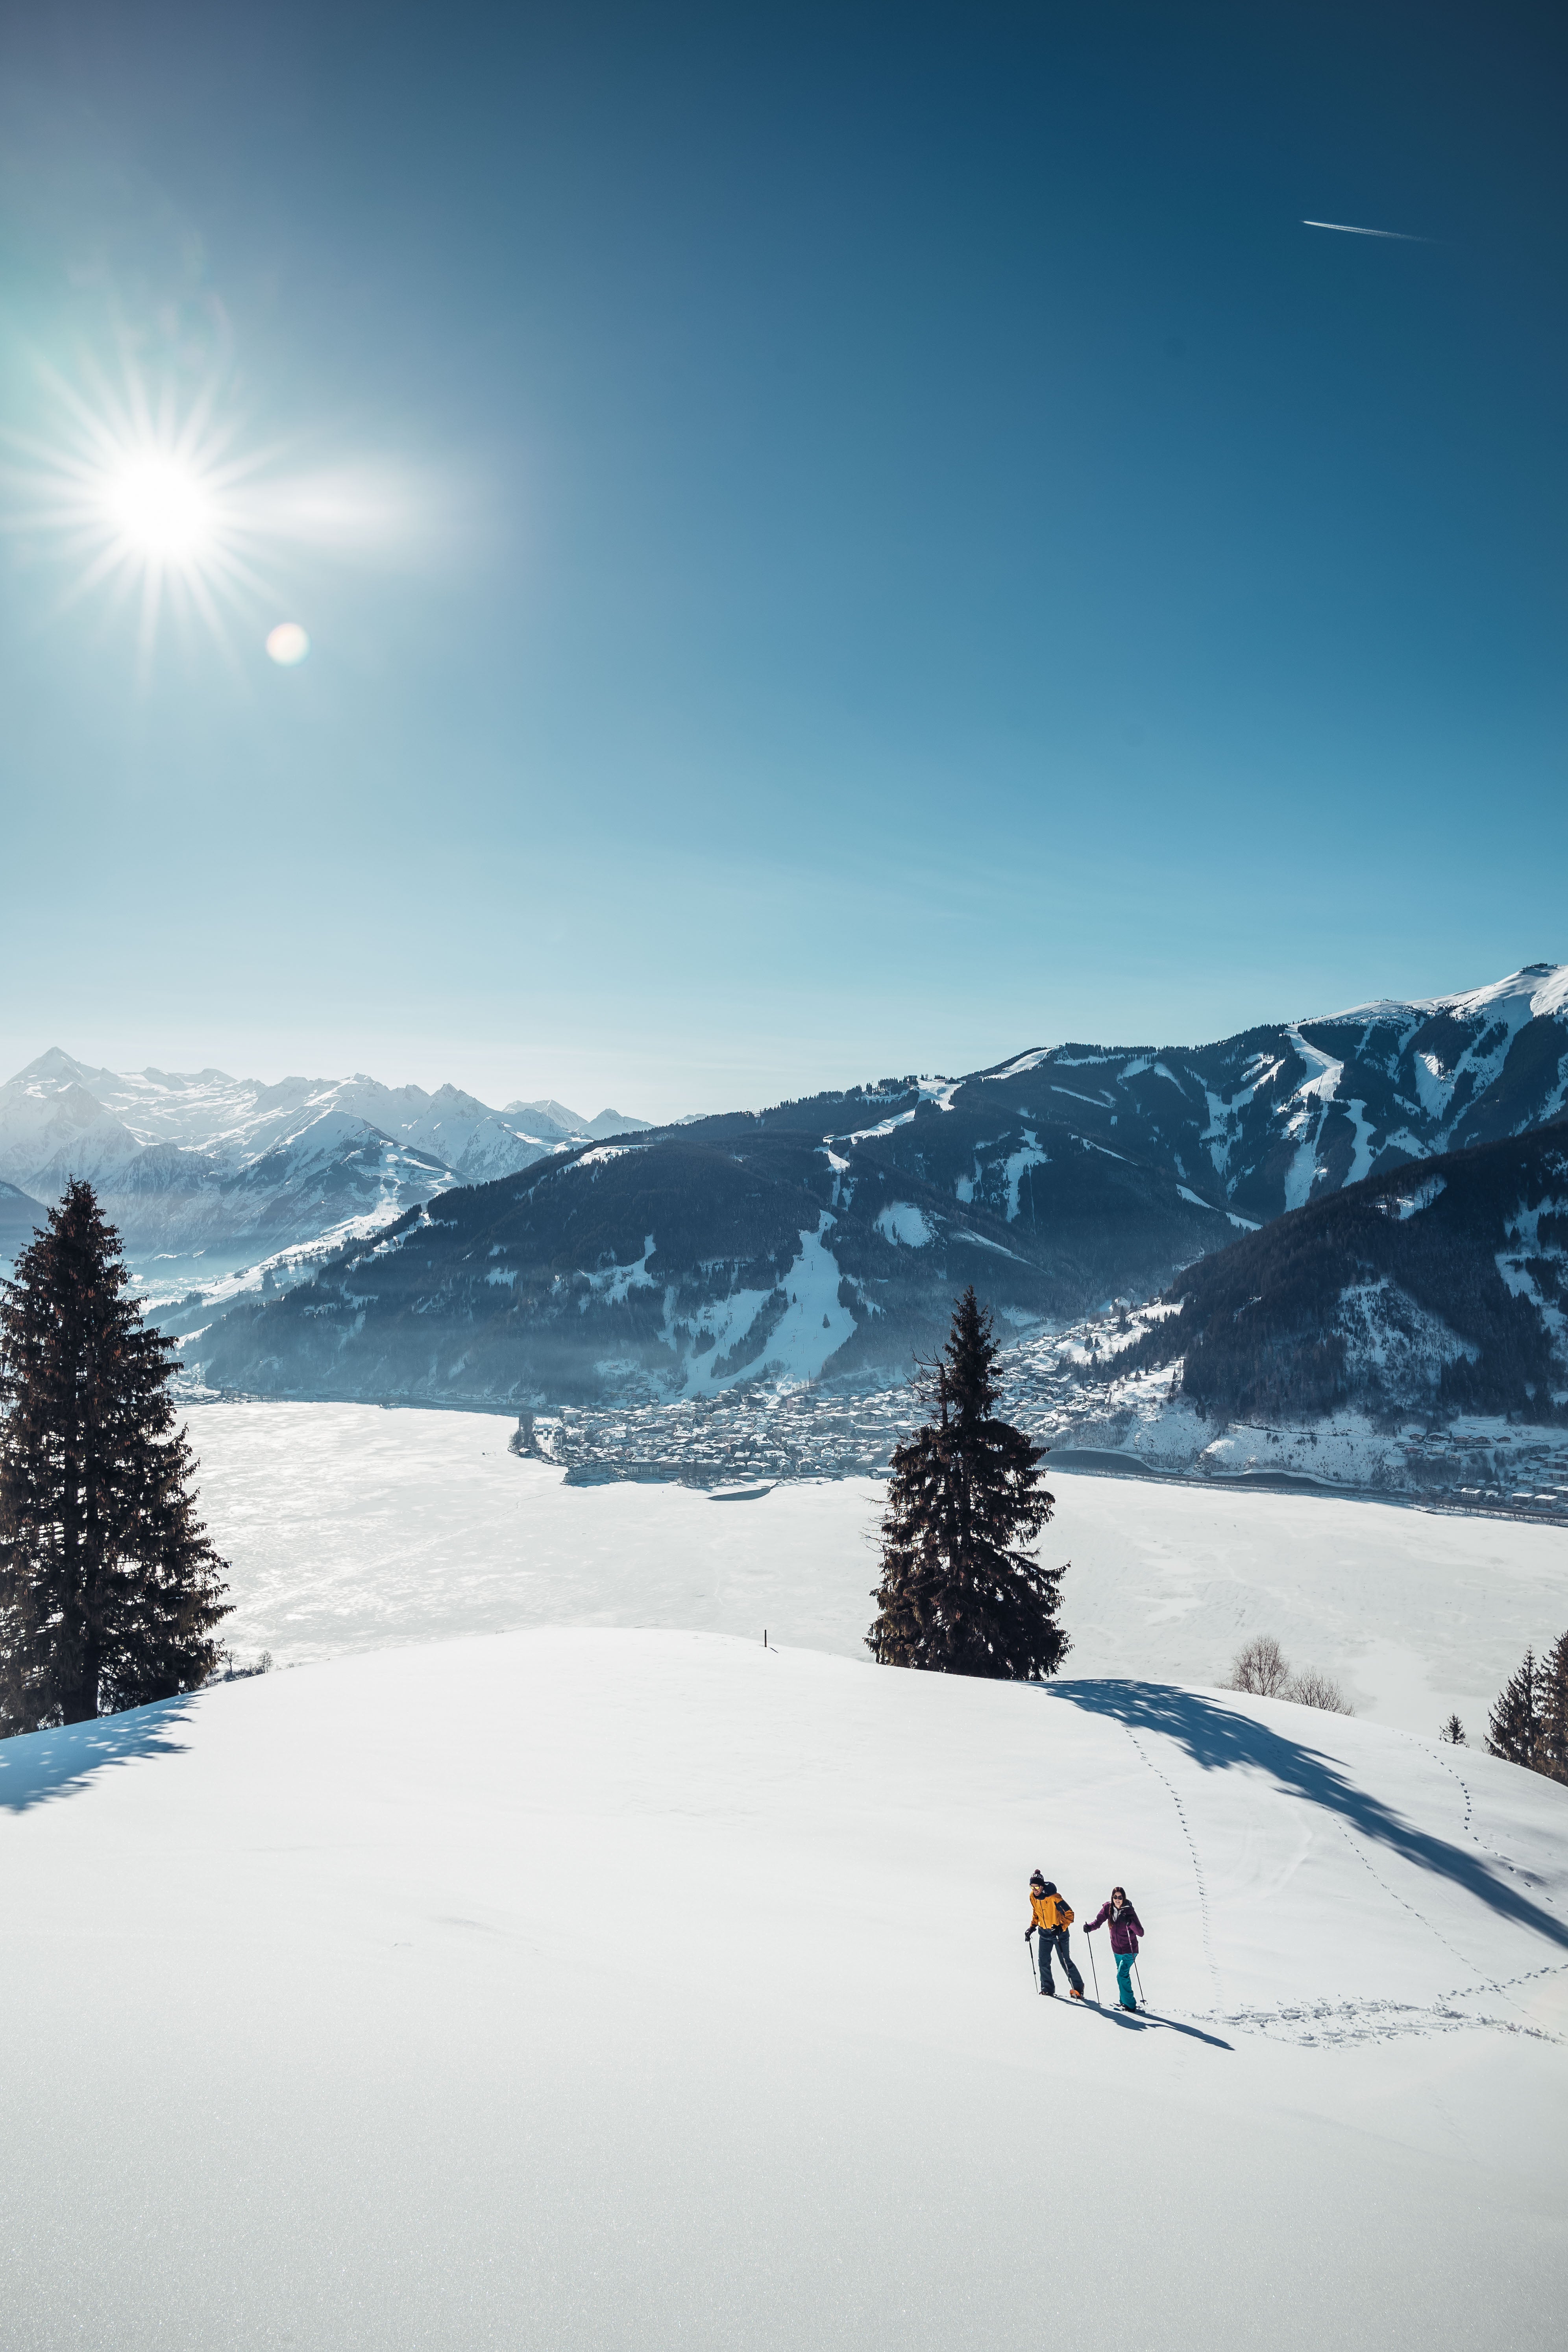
[1085,1886,1146,2011]
[1024,1871,1085,1999]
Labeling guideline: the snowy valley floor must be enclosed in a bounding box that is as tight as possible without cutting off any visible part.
[3,1401,1567,2348]
[192,1402,1568,1738]
[1,1627,1566,2351]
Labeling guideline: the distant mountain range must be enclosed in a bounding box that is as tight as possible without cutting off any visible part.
[194,963,1568,1416]
[0,1050,649,1285]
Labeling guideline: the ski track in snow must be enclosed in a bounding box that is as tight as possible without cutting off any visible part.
[1282,1027,1344,1210]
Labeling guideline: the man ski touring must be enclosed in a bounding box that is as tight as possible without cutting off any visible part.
[1085,1886,1146,2011]
[1024,1871,1085,1999]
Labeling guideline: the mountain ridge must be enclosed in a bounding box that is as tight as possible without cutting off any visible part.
[0,1052,653,1280]
[192,964,1568,1413]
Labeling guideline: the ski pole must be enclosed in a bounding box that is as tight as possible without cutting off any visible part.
[1086,1933,1100,2004]
[1134,1957,1147,2010]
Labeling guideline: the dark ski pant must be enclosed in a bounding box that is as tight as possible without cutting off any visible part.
[1036,1928,1083,1995]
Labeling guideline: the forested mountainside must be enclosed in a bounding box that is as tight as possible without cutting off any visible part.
[908,962,1568,1226]
[193,1117,1228,1406]
[193,969,1568,1412]
[12,963,1566,1409]
[1115,1118,1568,1426]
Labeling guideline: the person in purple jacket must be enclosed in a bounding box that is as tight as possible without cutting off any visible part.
[1085,1886,1146,2011]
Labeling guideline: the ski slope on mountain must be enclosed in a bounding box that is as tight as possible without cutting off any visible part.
[192,1402,1568,1738]
[0,1627,1563,2351]
[191,962,1568,1415]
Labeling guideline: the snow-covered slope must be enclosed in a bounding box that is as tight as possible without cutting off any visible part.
[1,1622,1563,2350]
[192,1120,1229,1407]
[0,1051,651,1288]
[2,1051,637,1176]
[14,963,1568,1401]
[1022,1117,1568,1489]
[955,960,1568,1226]
[0,1177,48,1264]
[192,963,1568,1413]
[503,1095,651,1143]
[0,1065,149,1194]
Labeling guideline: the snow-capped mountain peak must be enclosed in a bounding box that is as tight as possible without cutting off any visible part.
[0,1052,652,1285]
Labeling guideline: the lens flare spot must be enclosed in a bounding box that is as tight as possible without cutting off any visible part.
[266,621,311,666]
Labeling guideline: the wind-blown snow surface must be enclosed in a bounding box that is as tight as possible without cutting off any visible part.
[191,1404,1568,1735]
[1,1628,1564,2350]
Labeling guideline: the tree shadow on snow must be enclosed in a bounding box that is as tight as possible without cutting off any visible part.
[0,1701,192,1813]
[1050,1679,1568,1953]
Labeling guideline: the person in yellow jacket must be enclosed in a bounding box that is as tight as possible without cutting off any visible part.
[1025,1870,1086,1998]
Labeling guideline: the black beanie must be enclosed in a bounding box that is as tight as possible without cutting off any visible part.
[1029,1870,1045,1886]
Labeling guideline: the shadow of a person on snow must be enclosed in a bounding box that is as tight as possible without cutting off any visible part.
[1087,2003,1233,2049]
[1049,1679,1568,1952]
[0,1699,192,1813]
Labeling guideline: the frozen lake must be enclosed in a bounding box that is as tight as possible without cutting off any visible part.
[189,1401,1568,1738]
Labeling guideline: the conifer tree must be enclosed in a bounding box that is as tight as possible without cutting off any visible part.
[1537,1630,1568,1784]
[0,1179,230,1734]
[867,1287,1067,1679]
[1485,1647,1538,1769]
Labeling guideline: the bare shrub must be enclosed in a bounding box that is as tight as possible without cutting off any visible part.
[1227,1634,1289,1697]
[1283,1668,1353,1715]
[216,1648,272,1683]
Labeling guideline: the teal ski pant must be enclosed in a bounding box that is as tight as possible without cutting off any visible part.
[1115,1951,1137,2008]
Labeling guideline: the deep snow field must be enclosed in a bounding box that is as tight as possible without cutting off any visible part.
[2,1628,1565,2350]
[2,1400,1566,2350]
[192,1402,1568,1738]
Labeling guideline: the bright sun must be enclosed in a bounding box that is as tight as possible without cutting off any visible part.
[0,358,276,660]
[4,350,403,664]
[104,451,217,565]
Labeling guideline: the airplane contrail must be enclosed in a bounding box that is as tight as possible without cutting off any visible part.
[1302,219,1426,241]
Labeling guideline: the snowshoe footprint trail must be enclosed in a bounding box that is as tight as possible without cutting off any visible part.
[1075,1684,1568,2051]
[1414,1729,1555,1906]
[1329,1812,1487,1986]
[1115,1718,1223,2008]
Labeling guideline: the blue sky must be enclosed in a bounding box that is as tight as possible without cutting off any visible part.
[1,2,1563,1121]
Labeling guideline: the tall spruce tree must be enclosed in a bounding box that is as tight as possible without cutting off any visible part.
[867,1287,1067,1678]
[0,1179,230,1733]
[1485,1646,1539,1770]
[1536,1630,1568,1784]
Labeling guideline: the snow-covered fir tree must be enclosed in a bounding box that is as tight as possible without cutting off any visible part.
[866,1286,1067,1679]
[0,1179,231,1733]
